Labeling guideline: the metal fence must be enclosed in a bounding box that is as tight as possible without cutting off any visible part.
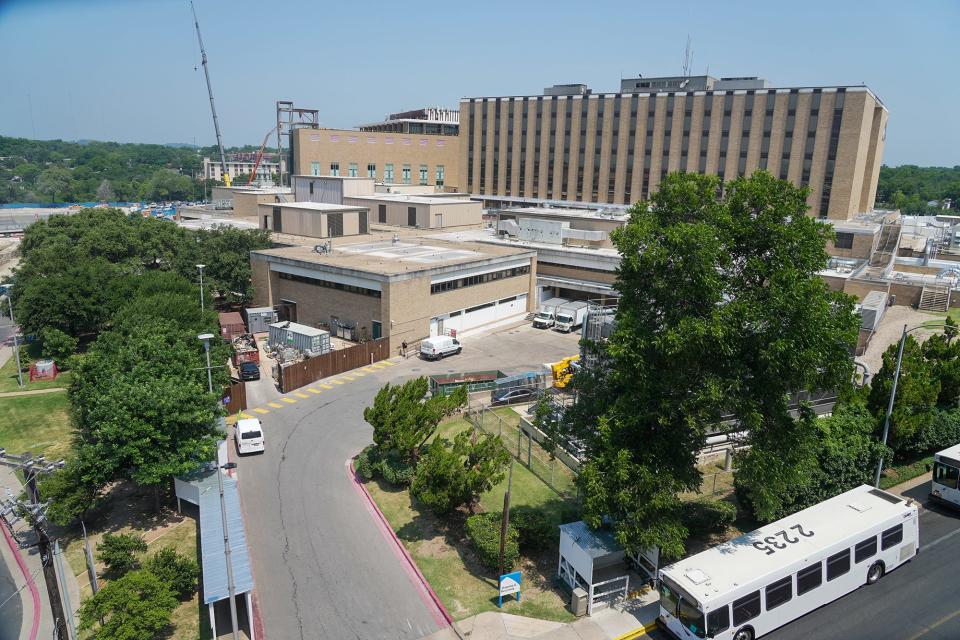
[465,400,580,500]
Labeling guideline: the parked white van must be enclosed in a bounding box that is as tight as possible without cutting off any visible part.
[235,418,265,455]
[420,335,462,360]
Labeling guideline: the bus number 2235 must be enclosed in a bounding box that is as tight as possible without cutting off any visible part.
[752,524,815,555]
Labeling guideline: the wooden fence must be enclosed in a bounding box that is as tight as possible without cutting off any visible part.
[279,338,391,393]
[222,380,247,414]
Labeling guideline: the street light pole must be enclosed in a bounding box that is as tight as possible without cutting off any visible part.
[2,284,23,388]
[197,264,206,312]
[199,333,215,395]
[874,324,907,487]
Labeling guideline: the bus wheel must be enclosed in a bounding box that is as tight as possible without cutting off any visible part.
[866,561,885,585]
[733,628,754,640]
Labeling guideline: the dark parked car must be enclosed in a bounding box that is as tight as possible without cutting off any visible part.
[491,386,539,406]
[238,361,260,381]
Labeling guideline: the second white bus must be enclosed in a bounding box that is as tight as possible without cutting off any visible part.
[657,484,919,640]
[931,443,960,508]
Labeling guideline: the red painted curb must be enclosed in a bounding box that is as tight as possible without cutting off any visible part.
[346,457,454,628]
[2,517,40,640]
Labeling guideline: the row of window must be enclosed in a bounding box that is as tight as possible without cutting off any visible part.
[706,524,904,634]
[278,271,381,298]
[309,161,445,186]
[934,461,960,490]
[430,265,530,295]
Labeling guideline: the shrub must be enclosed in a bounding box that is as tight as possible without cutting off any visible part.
[379,451,415,487]
[355,445,378,481]
[680,499,737,534]
[900,409,960,458]
[97,532,147,578]
[145,548,199,599]
[466,512,519,571]
[78,569,177,640]
[511,506,556,551]
[40,327,78,367]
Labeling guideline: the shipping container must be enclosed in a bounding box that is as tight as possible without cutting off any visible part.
[268,321,331,356]
[859,291,888,332]
[244,306,277,334]
[219,311,246,340]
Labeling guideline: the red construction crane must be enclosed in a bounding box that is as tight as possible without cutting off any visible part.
[248,126,278,185]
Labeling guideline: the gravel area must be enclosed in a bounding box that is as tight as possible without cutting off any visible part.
[860,304,945,376]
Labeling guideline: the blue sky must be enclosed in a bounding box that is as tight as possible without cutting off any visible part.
[0,0,957,166]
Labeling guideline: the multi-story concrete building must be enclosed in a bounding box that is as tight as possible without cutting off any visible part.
[250,232,536,344]
[459,74,888,220]
[292,121,460,190]
[203,155,285,182]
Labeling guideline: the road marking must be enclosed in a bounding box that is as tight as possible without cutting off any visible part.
[352,372,366,377]
[331,379,344,385]
[320,384,334,389]
[252,408,269,414]
[307,388,322,394]
[907,607,960,639]
[924,525,960,551]
[341,375,358,381]
[267,402,283,409]
[362,367,377,373]
[378,360,396,366]
[238,412,253,419]
[369,363,387,369]
[294,392,310,399]
[281,397,296,404]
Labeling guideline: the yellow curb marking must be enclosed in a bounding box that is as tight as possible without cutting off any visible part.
[253,408,270,414]
[238,412,253,419]
[281,397,296,404]
[378,360,396,366]
[612,621,658,640]
[331,379,344,385]
[352,372,366,377]
[294,392,310,398]
[320,384,334,389]
[362,367,377,373]
[267,402,283,409]
[307,388,322,394]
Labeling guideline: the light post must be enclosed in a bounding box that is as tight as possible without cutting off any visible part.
[1,283,23,388]
[874,321,946,487]
[199,332,240,640]
[197,264,206,312]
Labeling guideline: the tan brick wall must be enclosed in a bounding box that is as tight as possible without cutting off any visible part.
[826,232,875,260]
[343,197,482,229]
[251,256,272,307]
[294,129,459,190]
[537,262,617,285]
[267,270,384,334]
[842,280,889,302]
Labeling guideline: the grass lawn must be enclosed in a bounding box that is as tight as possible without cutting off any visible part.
[366,415,577,622]
[0,392,72,460]
[0,352,72,393]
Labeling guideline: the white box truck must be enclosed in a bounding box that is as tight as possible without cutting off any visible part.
[532,297,569,329]
[553,301,589,333]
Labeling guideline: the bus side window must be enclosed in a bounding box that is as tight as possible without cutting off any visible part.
[826,549,850,581]
[706,605,730,636]
[855,536,877,563]
[797,563,822,595]
[732,591,761,626]
[764,576,792,610]
[881,524,903,550]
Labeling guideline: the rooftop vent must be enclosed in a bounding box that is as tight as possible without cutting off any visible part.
[684,568,710,585]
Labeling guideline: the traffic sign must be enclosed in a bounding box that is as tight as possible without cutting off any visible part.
[498,571,522,607]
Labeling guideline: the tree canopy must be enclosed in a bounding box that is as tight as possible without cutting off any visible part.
[566,171,860,556]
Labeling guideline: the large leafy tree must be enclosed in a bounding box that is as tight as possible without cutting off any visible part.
[567,171,859,556]
[411,430,510,515]
[867,336,940,452]
[78,570,178,640]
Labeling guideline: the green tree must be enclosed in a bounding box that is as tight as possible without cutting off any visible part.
[567,171,859,555]
[144,548,199,599]
[39,327,78,367]
[144,169,193,201]
[78,570,177,640]
[363,378,467,464]
[922,333,960,407]
[410,430,510,514]
[36,166,73,202]
[97,532,147,578]
[868,336,939,452]
[36,458,105,525]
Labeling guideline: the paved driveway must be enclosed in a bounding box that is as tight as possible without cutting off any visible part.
[235,323,581,639]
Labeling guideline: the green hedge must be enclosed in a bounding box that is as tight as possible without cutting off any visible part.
[680,498,737,534]
[879,456,933,490]
[511,506,556,552]
[466,512,519,571]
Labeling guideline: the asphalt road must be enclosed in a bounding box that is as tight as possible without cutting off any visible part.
[235,323,581,640]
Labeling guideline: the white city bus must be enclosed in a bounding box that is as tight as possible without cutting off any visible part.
[931,443,960,508]
[657,485,919,640]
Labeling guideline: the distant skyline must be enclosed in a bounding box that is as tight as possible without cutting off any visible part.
[1,0,957,167]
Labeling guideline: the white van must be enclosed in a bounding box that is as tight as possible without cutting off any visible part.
[235,418,265,455]
[420,335,462,360]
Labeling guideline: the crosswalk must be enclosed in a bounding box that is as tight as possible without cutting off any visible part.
[234,359,396,420]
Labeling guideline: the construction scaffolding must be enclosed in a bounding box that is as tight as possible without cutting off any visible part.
[275,101,320,187]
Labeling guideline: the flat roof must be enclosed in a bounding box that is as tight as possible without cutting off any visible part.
[195,469,254,604]
[291,174,374,181]
[500,206,629,222]
[346,194,475,206]
[253,234,533,277]
[936,442,960,462]
[661,485,913,605]
[262,201,367,213]
[559,521,622,560]
[427,228,621,259]
[217,186,292,194]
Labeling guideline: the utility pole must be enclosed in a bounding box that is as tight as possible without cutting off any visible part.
[190,1,231,187]
[497,460,514,577]
[875,324,908,487]
[197,264,206,312]
[2,284,23,388]
[0,451,68,639]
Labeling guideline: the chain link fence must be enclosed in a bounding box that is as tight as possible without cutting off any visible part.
[465,400,580,500]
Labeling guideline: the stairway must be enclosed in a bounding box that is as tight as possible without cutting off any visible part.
[919,283,951,312]
[863,222,902,278]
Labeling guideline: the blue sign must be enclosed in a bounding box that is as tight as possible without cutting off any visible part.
[498,571,522,608]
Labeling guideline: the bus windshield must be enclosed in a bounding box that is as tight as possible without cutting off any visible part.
[659,580,680,616]
[678,598,706,638]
